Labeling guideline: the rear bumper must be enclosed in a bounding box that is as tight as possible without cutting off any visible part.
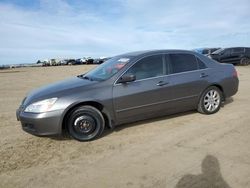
[16,108,64,136]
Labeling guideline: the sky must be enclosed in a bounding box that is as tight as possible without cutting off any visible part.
[0,0,250,65]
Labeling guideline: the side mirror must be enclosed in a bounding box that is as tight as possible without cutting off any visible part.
[118,74,136,84]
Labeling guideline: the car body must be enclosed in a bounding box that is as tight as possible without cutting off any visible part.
[59,59,68,66]
[75,58,87,65]
[16,50,239,141]
[209,47,250,65]
[93,57,111,64]
[36,60,43,66]
[41,59,50,66]
[193,48,221,55]
[49,59,59,66]
[85,57,94,64]
[66,59,76,65]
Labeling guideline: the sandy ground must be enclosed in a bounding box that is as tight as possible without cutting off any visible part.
[0,65,250,188]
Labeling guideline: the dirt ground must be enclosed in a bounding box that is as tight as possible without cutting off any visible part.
[0,65,250,188]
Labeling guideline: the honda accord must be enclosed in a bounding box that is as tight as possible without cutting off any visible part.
[16,50,239,141]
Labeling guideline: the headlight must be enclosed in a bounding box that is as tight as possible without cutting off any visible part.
[24,98,58,113]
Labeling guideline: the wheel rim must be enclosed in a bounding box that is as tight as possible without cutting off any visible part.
[204,90,220,112]
[73,115,96,135]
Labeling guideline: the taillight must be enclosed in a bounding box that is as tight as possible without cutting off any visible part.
[232,68,238,77]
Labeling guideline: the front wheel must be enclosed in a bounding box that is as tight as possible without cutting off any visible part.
[198,86,222,114]
[67,106,105,141]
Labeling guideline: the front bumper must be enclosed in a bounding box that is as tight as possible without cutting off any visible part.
[16,108,64,136]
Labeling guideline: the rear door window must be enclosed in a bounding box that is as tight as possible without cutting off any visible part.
[168,54,198,74]
[232,48,244,53]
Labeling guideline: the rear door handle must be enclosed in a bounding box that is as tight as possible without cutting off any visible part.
[157,81,169,86]
[200,73,208,78]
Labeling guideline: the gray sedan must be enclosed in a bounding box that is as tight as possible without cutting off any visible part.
[16,50,239,141]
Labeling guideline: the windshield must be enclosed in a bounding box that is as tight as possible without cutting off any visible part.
[212,48,225,55]
[83,56,131,81]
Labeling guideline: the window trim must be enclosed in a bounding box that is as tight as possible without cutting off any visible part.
[164,68,210,77]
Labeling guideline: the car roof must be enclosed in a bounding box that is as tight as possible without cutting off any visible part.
[120,49,195,57]
[223,47,250,50]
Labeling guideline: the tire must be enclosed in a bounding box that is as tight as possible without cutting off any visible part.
[198,86,222,114]
[240,57,250,66]
[67,106,105,141]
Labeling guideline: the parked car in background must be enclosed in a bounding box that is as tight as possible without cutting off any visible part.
[75,59,82,65]
[49,59,57,66]
[75,58,87,65]
[33,62,43,67]
[36,60,43,66]
[59,59,68,66]
[194,48,221,55]
[209,47,250,65]
[42,59,50,66]
[73,58,86,65]
[93,57,111,64]
[0,65,11,69]
[85,57,94,64]
[17,50,239,141]
[66,59,76,65]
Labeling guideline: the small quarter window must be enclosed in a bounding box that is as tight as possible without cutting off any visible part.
[196,57,207,69]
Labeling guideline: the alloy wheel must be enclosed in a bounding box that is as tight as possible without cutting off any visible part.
[203,90,221,112]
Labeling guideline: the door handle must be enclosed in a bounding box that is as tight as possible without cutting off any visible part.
[200,73,208,78]
[157,81,169,86]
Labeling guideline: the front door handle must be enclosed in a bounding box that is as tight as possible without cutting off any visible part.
[200,73,208,78]
[157,81,169,86]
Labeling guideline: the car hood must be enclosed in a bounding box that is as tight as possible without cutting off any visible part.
[23,76,94,105]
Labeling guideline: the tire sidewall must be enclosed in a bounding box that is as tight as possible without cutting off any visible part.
[67,106,105,141]
[199,86,222,114]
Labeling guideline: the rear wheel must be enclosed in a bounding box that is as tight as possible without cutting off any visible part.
[240,57,250,66]
[67,106,105,141]
[198,86,222,114]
